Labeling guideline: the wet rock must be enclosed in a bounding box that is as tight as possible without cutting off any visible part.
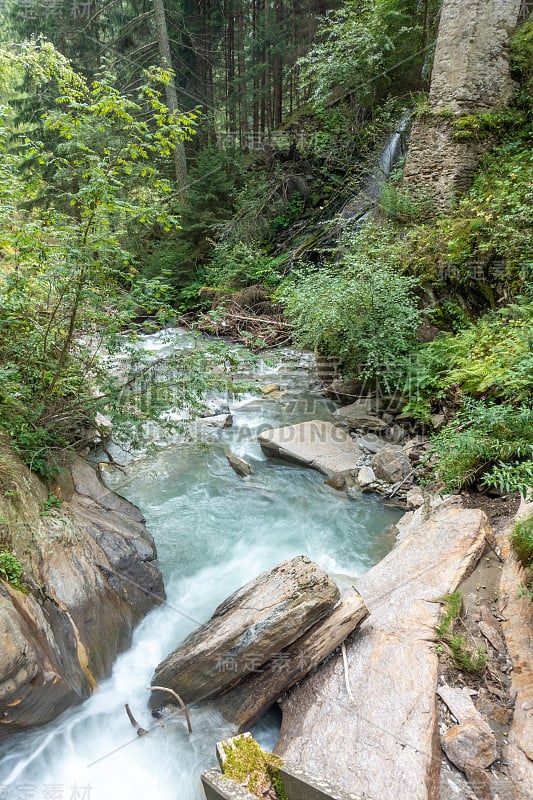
[258,421,362,478]
[260,384,279,395]
[0,451,164,736]
[372,446,412,484]
[198,413,233,429]
[226,453,253,478]
[276,497,490,800]
[200,401,231,417]
[325,473,346,491]
[150,555,340,708]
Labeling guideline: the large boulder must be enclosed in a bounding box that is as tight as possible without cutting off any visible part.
[0,449,164,736]
[150,555,340,708]
[276,497,491,800]
[498,501,533,800]
[258,421,362,477]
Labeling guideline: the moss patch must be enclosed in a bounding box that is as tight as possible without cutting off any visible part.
[222,736,288,800]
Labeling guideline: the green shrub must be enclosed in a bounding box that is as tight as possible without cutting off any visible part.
[277,227,421,391]
[510,516,533,570]
[426,400,533,492]
[407,302,533,406]
[0,550,24,589]
[205,241,286,291]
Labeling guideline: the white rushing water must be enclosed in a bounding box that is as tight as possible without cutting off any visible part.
[0,336,401,800]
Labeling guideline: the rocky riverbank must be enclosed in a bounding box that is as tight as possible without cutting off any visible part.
[0,445,164,735]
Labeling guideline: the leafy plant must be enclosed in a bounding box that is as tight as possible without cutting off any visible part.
[510,516,533,570]
[0,550,24,589]
[0,42,241,471]
[277,226,421,390]
[426,400,533,491]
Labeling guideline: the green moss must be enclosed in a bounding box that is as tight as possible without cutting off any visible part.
[222,736,288,800]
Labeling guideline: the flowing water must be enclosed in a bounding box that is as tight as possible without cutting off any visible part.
[0,337,401,800]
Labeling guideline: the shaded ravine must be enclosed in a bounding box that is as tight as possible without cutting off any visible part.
[0,342,401,800]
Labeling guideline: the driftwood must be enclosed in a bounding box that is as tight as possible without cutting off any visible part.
[147,686,193,734]
[215,588,369,730]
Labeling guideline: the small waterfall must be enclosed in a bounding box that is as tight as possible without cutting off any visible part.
[340,108,412,225]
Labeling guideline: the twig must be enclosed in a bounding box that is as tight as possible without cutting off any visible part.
[341,642,354,703]
[124,703,149,736]
[147,685,193,734]
[388,469,416,498]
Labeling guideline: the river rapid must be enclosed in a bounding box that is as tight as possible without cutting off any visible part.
[0,333,401,800]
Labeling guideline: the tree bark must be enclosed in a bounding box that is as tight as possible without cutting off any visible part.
[152,0,188,198]
[215,588,369,730]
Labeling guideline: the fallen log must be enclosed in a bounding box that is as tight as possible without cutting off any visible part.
[215,587,368,730]
[149,556,340,709]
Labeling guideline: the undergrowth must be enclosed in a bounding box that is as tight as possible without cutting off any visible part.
[437,592,487,675]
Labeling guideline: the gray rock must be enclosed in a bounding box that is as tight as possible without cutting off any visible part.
[404,0,521,209]
[226,452,253,478]
[333,401,388,431]
[258,421,362,477]
[357,466,376,488]
[384,423,408,444]
[0,451,164,735]
[406,487,425,509]
[276,498,491,800]
[324,379,363,404]
[372,446,412,484]
[438,684,498,774]
[356,435,386,454]
[150,555,340,707]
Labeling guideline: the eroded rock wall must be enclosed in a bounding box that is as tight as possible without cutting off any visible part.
[0,450,164,736]
[404,0,522,208]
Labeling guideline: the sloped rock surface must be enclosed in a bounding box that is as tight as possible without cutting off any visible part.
[276,497,491,800]
[0,450,164,735]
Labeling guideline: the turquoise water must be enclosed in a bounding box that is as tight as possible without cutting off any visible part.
[0,345,400,800]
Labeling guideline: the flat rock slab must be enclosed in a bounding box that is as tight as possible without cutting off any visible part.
[150,555,339,708]
[276,497,491,800]
[258,421,362,477]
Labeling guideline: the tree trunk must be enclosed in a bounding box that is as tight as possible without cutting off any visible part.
[152,0,188,198]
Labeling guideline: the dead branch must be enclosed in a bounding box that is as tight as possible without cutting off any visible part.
[147,685,193,734]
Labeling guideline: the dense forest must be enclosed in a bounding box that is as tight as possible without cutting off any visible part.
[0,0,531,502]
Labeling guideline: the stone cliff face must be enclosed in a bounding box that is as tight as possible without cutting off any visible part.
[404,0,522,208]
[0,449,164,736]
